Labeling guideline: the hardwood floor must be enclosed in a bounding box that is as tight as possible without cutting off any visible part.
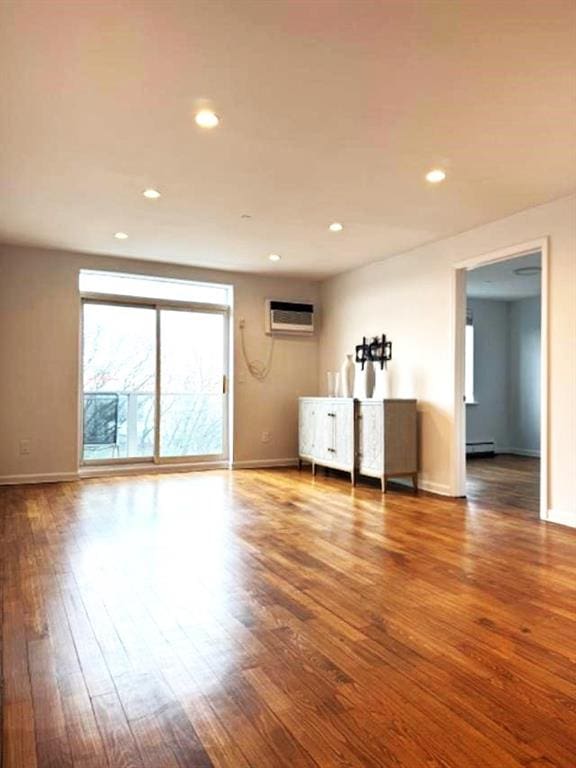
[1,468,575,767]
[467,455,540,517]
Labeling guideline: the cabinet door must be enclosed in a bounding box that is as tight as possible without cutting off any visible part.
[358,403,383,475]
[315,400,332,463]
[298,400,316,457]
[332,401,354,467]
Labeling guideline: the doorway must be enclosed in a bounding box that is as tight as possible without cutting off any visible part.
[452,239,549,519]
[80,271,231,467]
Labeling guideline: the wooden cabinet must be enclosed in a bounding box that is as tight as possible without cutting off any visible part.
[298,397,417,492]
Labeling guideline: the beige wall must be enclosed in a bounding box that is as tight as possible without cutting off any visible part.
[0,245,320,480]
[319,195,576,519]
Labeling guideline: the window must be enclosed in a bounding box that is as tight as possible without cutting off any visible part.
[79,270,231,306]
[465,322,476,404]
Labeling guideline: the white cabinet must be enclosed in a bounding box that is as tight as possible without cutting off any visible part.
[299,397,418,492]
[298,398,356,482]
[357,399,418,492]
[298,398,317,460]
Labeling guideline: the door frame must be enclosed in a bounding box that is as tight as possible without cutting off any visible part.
[451,237,549,520]
[79,294,231,467]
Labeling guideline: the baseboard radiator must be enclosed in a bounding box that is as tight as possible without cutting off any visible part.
[466,440,495,457]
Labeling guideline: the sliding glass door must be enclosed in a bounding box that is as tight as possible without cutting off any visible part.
[159,310,227,459]
[82,301,229,464]
[82,303,156,461]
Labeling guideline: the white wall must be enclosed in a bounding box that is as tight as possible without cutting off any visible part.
[0,245,320,480]
[509,297,541,455]
[466,297,541,456]
[466,299,511,452]
[319,195,576,521]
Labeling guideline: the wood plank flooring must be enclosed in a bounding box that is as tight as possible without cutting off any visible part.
[1,467,575,767]
[467,455,540,517]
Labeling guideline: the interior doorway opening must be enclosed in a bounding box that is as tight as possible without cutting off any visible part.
[465,251,542,516]
[453,239,548,520]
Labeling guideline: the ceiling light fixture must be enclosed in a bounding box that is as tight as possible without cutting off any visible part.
[114,232,128,240]
[329,222,344,232]
[143,188,161,199]
[425,169,446,183]
[268,253,281,262]
[195,109,220,128]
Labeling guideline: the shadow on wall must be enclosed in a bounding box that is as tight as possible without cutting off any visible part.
[416,402,453,495]
[376,366,455,493]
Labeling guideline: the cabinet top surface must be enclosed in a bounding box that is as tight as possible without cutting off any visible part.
[299,397,417,403]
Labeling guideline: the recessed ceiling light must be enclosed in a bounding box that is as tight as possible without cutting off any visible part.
[143,188,161,199]
[329,222,344,232]
[426,169,446,183]
[195,109,220,128]
[269,253,281,262]
[114,232,128,240]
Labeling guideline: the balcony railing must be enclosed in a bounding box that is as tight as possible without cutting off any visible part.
[83,391,223,460]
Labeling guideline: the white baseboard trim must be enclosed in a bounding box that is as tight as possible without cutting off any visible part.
[422,481,453,496]
[0,471,79,486]
[416,479,453,496]
[379,475,453,497]
[80,461,230,479]
[232,458,299,469]
[496,447,541,458]
[546,508,576,528]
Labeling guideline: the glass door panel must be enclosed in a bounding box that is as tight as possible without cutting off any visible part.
[82,303,156,461]
[159,310,226,458]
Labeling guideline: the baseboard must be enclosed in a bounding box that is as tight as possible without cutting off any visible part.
[80,461,230,479]
[496,446,540,459]
[0,471,79,486]
[416,479,453,496]
[232,458,299,469]
[546,508,576,528]
[383,475,453,497]
[1,459,301,485]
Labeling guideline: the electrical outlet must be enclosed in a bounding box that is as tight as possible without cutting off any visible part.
[239,318,246,328]
[261,431,271,444]
[19,439,31,456]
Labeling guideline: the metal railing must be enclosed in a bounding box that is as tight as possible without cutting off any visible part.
[83,391,222,460]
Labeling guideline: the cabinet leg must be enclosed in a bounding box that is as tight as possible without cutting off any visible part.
[312,461,317,477]
[351,469,356,487]
[381,475,387,493]
[298,458,302,471]
[412,473,419,493]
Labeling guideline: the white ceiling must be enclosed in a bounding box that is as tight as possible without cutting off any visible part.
[1,0,575,279]
[467,251,541,300]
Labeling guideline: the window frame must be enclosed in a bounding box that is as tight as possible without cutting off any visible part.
[465,321,477,405]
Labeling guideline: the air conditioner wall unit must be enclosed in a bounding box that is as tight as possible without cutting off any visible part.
[265,299,315,335]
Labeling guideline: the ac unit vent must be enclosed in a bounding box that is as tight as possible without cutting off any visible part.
[265,300,315,335]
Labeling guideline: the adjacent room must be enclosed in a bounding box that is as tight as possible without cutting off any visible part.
[465,252,542,517]
[1,1,575,767]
